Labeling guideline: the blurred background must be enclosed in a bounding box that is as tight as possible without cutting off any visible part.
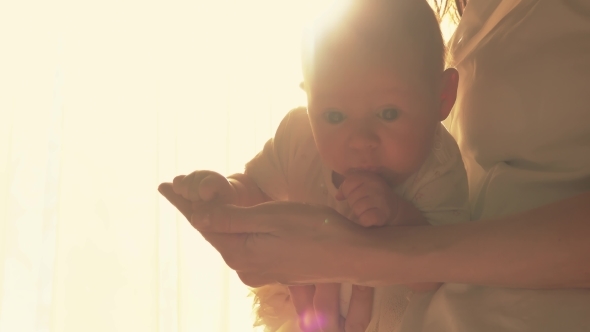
[0,0,455,331]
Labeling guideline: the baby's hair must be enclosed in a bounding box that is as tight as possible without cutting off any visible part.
[302,0,446,89]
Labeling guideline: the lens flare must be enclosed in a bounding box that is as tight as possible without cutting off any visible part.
[298,308,329,331]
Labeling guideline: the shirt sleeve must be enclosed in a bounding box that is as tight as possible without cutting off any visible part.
[244,107,308,201]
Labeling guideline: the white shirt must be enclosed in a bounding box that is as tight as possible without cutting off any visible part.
[397,1,590,331]
[245,107,469,331]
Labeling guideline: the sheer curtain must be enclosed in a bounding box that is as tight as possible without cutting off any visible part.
[0,0,330,331]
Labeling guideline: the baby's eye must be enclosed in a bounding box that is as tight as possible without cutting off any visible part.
[378,108,399,122]
[323,110,346,124]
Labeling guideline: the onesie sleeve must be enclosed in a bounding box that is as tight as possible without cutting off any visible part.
[407,126,471,225]
[244,107,309,201]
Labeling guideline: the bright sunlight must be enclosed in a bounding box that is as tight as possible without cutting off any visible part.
[0,0,455,331]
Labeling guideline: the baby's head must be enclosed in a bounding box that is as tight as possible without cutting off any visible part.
[302,0,458,185]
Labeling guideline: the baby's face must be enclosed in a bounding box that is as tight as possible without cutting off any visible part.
[306,48,442,185]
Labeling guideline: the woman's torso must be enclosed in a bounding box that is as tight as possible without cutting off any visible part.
[448,0,590,220]
[397,1,590,331]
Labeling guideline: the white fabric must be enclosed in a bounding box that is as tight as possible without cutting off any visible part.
[397,0,590,331]
[245,108,469,331]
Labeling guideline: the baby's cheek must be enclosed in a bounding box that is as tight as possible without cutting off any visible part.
[382,131,432,176]
[317,144,347,174]
[312,125,351,168]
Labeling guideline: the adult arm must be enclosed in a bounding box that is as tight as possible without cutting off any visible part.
[160,183,590,289]
[388,191,590,289]
[321,190,590,289]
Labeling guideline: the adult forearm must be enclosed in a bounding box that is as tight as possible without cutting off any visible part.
[356,192,590,289]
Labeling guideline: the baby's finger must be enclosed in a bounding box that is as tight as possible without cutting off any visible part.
[342,172,389,193]
[339,171,388,200]
[198,174,223,202]
[357,209,387,227]
[172,175,187,196]
[173,172,206,201]
[350,195,381,218]
[159,182,193,221]
[338,176,363,200]
[335,188,345,201]
[343,183,371,208]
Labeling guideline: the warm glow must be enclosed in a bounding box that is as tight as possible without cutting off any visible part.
[0,1,455,331]
[0,1,332,331]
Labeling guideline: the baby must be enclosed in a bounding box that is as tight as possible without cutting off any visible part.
[173,0,469,331]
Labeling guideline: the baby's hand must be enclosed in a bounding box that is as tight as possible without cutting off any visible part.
[337,172,439,292]
[335,171,396,227]
[172,171,237,204]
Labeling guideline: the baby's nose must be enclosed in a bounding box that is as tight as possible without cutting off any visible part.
[348,126,380,150]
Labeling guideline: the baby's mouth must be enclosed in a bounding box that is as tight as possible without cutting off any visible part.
[349,166,381,173]
[346,167,398,187]
[331,171,345,189]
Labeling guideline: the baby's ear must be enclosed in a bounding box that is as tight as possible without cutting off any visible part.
[299,81,305,91]
[438,68,459,121]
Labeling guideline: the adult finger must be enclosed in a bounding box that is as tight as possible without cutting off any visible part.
[289,284,317,329]
[161,183,248,267]
[198,231,255,270]
[237,271,304,288]
[158,182,192,221]
[344,286,373,332]
[289,285,316,312]
[313,283,341,332]
[237,272,272,287]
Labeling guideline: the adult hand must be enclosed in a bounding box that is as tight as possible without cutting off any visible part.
[158,182,370,287]
[172,171,238,204]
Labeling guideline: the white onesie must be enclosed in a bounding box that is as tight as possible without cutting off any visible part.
[245,107,469,332]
